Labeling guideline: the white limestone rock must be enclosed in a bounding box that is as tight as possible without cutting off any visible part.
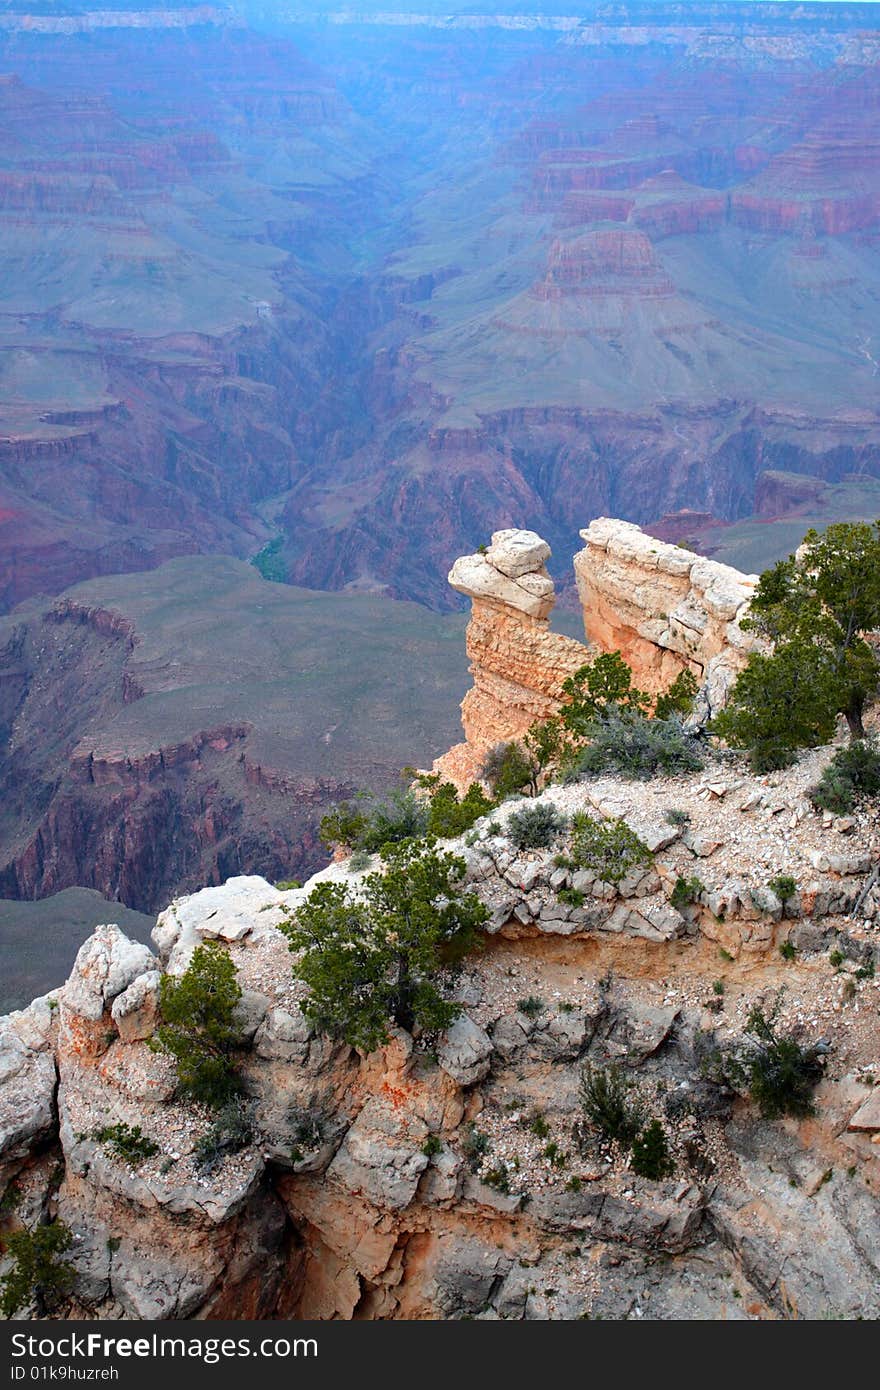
[486,528,551,578]
[110,969,161,1043]
[63,926,156,1023]
[448,549,555,620]
[153,876,287,973]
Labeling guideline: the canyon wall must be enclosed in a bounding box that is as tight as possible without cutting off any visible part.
[574,517,760,700]
[439,521,759,784]
[438,530,591,785]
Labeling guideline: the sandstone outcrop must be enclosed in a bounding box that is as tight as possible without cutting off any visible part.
[574,517,760,703]
[440,530,591,783]
[438,521,759,785]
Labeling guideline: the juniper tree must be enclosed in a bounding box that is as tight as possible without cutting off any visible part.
[153,941,244,1108]
[716,523,880,766]
[0,1221,74,1318]
[282,837,488,1052]
[560,652,651,739]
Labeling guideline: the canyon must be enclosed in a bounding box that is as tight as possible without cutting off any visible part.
[2,2,880,1045]
[0,556,469,936]
[0,3,879,616]
[1,594,878,1318]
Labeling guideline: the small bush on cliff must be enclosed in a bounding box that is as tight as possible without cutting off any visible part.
[713,523,880,767]
[426,781,495,838]
[578,1063,644,1147]
[152,942,244,1108]
[193,1100,254,1175]
[92,1122,159,1167]
[654,668,699,721]
[715,998,827,1120]
[281,838,487,1053]
[809,739,880,815]
[768,874,798,904]
[670,875,704,909]
[0,1221,74,1318]
[481,741,538,799]
[319,788,429,856]
[569,813,652,885]
[560,652,651,739]
[630,1119,674,1180]
[565,710,703,781]
[505,801,568,850]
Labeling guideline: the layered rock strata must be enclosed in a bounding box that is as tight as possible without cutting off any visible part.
[573,518,760,703]
[439,521,759,785]
[2,752,879,1321]
[440,529,591,784]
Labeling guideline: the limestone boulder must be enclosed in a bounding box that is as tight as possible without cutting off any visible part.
[448,552,555,620]
[437,1013,493,1086]
[486,528,552,579]
[110,970,161,1043]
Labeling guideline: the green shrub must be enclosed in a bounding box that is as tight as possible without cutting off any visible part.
[809,740,880,815]
[528,1112,551,1139]
[92,1123,159,1166]
[362,789,430,850]
[712,979,725,996]
[0,1221,74,1317]
[483,1164,511,1193]
[319,799,370,850]
[319,788,429,854]
[569,814,652,885]
[421,1134,442,1158]
[665,808,691,827]
[193,1100,254,1175]
[153,942,244,1109]
[282,838,487,1052]
[567,711,704,781]
[579,1063,644,1146]
[462,1124,491,1171]
[542,1141,568,1169]
[711,645,843,771]
[670,875,704,909]
[557,886,586,908]
[427,781,495,838]
[768,874,797,902]
[505,801,567,850]
[288,1110,325,1165]
[654,668,698,720]
[275,879,301,891]
[725,1002,826,1119]
[714,524,880,761]
[517,995,544,1018]
[481,742,537,799]
[524,717,566,782]
[560,652,651,738]
[631,1119,674,1180]
[779,940,797,962]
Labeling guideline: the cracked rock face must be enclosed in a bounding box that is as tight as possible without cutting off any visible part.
[437,520,759,791]
[2,708,880,1323]
[1,820,878,1323]
[574,517,760,696]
